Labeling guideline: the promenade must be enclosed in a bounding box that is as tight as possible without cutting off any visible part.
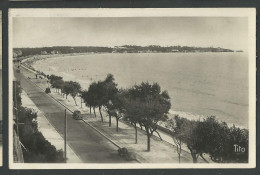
[15,64,205,163]
[14,65,129,163]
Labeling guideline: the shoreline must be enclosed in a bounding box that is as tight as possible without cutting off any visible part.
[24,53,247,129]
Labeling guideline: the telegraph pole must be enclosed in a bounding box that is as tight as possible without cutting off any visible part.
[64,109,67,162]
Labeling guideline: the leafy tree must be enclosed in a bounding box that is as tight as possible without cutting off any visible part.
[103,74,118,126]
[62,81,71,99]
[81,90,93,114]
[86,82,99,117]
[169,116,249,163]
[199,117,248,163]
[53,79,64,95]
[166,115,186,163]
[123,82,171,151]
[106,91,125,132]
[68,81,81,106]
[86,74,118,122]
[61,81,81,105]
[95,81,106,122]
[49,75,63,93]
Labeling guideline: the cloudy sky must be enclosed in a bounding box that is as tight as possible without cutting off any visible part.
[13,17,248,50]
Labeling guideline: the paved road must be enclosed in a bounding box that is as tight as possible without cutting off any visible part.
[14,65,128,163]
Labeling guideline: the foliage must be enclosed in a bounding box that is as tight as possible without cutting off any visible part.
[17,107,65,163]
[84,74,118,122]
[68,81,81,105]
[105,90,125,131]
[167,115,249,163]
[13,81,65,163]
[49,74,62,86]
[166,115,187,163]
[123,82,171,151]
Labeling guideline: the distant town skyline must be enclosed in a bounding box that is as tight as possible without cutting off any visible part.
[13,17,248,51]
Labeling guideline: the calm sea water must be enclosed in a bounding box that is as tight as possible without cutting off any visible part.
[33,53,249,128]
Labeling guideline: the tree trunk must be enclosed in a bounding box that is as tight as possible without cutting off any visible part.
[147,134,151,151]
[99,106,103,122]
[178,141,182,163]
[80,98,82,108]
[73,97,77,106]
[154,130,162,141]
[90,106,92,114]
[140,124,143,130]
[66,94,68,99]
[134,123,137,144]
[109,114,111,127]
[188,147,198,163]
[93,107,96,117]
[191,153,198,163]
[116,118,119,132]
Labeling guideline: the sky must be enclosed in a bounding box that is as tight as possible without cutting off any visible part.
[13,17,248,50]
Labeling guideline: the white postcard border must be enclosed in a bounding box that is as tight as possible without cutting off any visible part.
[8,8,256,169]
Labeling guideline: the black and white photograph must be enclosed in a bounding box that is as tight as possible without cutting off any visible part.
[9,8,256,169]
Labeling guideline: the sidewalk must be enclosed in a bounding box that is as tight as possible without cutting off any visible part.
[20,64,205,163]
[21,91,82,163]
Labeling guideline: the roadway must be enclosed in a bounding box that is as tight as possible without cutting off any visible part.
[14,65,128,163]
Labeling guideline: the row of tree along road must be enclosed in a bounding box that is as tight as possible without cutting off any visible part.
[47,73,248,163]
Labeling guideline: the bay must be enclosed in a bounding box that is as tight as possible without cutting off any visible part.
[33,52,249,128]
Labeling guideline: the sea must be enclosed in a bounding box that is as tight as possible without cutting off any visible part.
[32,52,249,128]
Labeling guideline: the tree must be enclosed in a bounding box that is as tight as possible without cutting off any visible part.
[106,91,125,132]
[54,79,64,95]
[87,82,99,117]
[121,90,140,143]
[95,81,106,122]
[62,81,81,105]
[199,117,248,163]
[49,75,63,93]
[179,118,202,163]
[62,81,71,99]
[103,74,118,126]
[170,116,249,163]
[81,90,93,114]
[68,81,81,106]
[167,115,186,163]
[87,74,118,122]
[123,82,171,151]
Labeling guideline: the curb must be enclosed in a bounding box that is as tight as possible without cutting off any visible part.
[81,120,121,149]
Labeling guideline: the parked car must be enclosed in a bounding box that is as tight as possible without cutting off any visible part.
[73,110,82,120]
